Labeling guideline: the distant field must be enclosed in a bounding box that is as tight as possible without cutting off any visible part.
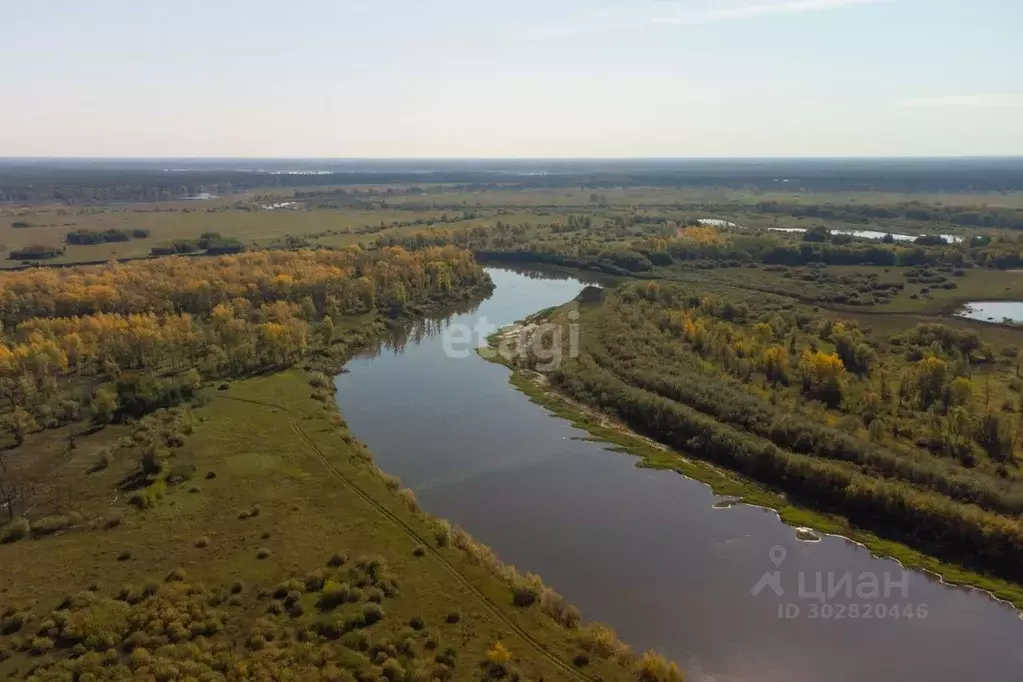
[0,206,456,266]
[1,184,1019,270]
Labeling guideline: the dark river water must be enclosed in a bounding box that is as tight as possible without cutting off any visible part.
[335,268,1023,682]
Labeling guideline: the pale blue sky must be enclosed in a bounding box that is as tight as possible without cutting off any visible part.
[3,0,1021,157]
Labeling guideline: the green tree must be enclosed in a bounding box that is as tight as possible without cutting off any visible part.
[91,387,119,424]
[2,407,37,446]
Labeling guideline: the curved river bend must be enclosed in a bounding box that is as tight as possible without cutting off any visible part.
[335,268,1023,682]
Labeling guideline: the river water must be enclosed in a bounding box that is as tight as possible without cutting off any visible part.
[335,268,1023,682]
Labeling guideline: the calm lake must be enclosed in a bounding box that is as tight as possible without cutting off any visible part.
[335,268,1023,682]
[697,218,962,243]
[957,301,1023,324]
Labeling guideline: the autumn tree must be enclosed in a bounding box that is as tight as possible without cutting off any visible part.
[798,350,845,407]
[2,407,37,446]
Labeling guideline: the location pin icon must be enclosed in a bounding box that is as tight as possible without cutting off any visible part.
[769,545,787,568]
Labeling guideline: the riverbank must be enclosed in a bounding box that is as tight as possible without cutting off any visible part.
[482,323,1023,614]
[0,260,684,681]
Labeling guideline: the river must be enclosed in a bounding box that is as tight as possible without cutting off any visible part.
[335,267,1023,682]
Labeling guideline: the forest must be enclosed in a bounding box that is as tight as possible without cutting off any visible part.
[507,281,1023,588]
[0,246,489,449]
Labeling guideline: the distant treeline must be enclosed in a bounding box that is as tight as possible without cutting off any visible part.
[66,228,150,245]
[8,244,64,260]
[378,217,1023,273]
[3,158,1023,203]
[752,200,1023,230]
[149,232,244,256]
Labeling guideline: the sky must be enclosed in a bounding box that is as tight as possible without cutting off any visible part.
[2,0,1022,158]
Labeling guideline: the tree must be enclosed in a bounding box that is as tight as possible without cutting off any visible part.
[2,407,37,446]
[977,410,1015,462]
[91,387,118,424]
[915,355,950,408]
[761,346,790,384]
[0,450,30,523]
[798,350,845,407]
[320,315,335,345]
[182,368,202,392]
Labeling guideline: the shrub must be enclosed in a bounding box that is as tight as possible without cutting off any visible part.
[29,636,54,655]
[1,518,31,543]
[484,641,512,678]
[577,624,630,661]
[361,603,384,626]
[510,574,542,607]
[636,651,685,682]
[540,588,580,629]
[318,581,349,610]
[304,570,325,592]
[165,567,187,582]
[573,653,590,667]
[409,616,425,631]
[30,515,75,538]
[116,584,138,603]
[88,449,112,473]
[434,520,452,548]
[397,488,419,512]
[164,462,194,484]
[327,552,348,568]
[129,480,166,509]
[412,545,426,557]
[381,658,404,681]
[0,612,25,634]
[308,372,331,389]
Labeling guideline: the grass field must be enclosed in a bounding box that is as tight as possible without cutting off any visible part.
[0,366,656,680]
[6,183,1019,269]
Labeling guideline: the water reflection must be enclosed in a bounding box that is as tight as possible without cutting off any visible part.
[336,268,1023,682]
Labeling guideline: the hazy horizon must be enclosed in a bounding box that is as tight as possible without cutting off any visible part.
[5,1,1022,158]
[4,155,1023,161]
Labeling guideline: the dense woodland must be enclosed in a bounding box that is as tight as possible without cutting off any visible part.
[0,246,489,478]
[520,283,1023,583]
[378,216,1023,278]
